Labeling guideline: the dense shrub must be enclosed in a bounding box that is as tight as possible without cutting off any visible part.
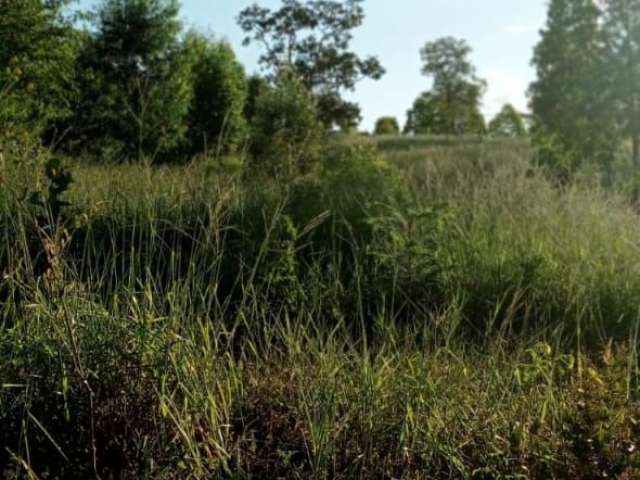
[249,73,323,176]
[373,116,400,135]
[185,33,247,156]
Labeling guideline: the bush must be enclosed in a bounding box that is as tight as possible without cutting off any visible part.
[373,116,400,135]
[287,144,404,245]
[249,73,323,177]
[185,33,247,156]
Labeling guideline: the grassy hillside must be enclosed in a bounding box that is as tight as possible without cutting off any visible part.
[1,137,639,479]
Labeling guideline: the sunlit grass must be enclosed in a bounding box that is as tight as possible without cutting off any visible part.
[1,138,639,478]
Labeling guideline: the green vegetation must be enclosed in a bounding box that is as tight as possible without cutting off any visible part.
[0,0,78,137]
[238,0,385,130]
[2,137,640,478]
[374,116,400,135]
[3,0,640,478]
[184,33,248,156]
[488,104,527,138]
[405,38,487,136]
[248,72,323,176]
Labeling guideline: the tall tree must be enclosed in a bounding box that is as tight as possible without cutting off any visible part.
[0,0,77,136]
[602,0,640,168]
[237,0,385,130]
[529,0,617,173]
[184,33,248,156]
[405,38,486,135]
[86,0,192,161]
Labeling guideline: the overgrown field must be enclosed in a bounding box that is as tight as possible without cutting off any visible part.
[1,138,640,479]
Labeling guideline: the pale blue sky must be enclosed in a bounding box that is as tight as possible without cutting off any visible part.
[76,0,548,131]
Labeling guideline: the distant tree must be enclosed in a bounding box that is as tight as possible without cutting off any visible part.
[237,0,385,130]
[374,117,400,135]
[406,37,486,135]
[488,104,526,137]
[85,0,192,161]
[529,0,618,174]
[250,71,322,176]
[602,0,640,168]
[406,90,486,135]
[184,33,247,155]
[0,0,77,136]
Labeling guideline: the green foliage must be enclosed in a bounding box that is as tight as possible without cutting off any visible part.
[184,33,248,156]
[83,0,192,161]
[488,103,527,138]
[243,74,270,125]
[2,139,640,477]
[529,0,619,176]
[406,90,486,135]
[307,143,402,230]
[238,0,385,130]
[406,37,486,135]
[0,0,78,136]
[373,116,400,135]
[602,0,640,167]
[249,72,323,176]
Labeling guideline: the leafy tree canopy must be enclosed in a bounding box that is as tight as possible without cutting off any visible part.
[374,117,400,135]
[602,0,640,167]
[529,0,619,174]
[184,32,248,155]
[488,104,527,137]
[85,0,192,161]
[237,0,385,130]
[0,0,78,135]
[406,37,486,135]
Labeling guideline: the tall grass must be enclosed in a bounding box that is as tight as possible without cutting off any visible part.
[0,139,639,478]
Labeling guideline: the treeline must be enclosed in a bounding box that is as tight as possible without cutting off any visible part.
[398,0,640,177]
[0,0,538,170]
[400,37,527,138]
[0,0,384,164]
[3,0,640,175]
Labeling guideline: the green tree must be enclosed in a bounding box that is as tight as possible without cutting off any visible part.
[250,71,322,176]
[406,37,486,135]
[87,0,192,161]
[184,33,248,156]
[374,117,400,135]
[529,0,617,175]
[488,104,527,137]
[237,0,385,130]
[602,0,640,168]
[0,0,77,136]
[406,90,486,135]
[244,74,270,125]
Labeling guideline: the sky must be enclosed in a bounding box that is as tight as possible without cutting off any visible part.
[76,0,549,131]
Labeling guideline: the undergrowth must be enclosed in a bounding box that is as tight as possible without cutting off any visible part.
[1,138,639,478]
